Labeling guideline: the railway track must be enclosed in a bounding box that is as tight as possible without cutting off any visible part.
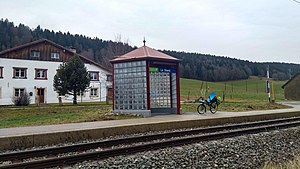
[1,117,300,169]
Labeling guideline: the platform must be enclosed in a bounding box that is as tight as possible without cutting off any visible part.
[1,102,300,150]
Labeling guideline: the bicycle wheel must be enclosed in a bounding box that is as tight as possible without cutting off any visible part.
[210,102,218,114]
[197,104,206,114]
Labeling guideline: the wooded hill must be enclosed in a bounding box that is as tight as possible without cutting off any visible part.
[1,19,299,82]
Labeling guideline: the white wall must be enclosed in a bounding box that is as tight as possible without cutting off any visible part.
[0,58,111,105]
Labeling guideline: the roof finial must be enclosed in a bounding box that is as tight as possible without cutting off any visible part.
[143,37,146,46]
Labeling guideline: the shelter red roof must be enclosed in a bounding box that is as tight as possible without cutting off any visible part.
[110,45,180,63]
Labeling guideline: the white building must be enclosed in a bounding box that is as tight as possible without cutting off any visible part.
[0,39,112,105]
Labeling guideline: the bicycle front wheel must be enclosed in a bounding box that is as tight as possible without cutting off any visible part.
[210,102,218,114]
[197,104,206,114]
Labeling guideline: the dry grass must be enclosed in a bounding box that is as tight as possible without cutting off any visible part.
[261,156,300,169]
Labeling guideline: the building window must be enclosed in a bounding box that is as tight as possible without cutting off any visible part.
[107,74,112,82]
[51,52,60,59]
[90,88,98,97]
[13,67,27,79]
[89,71,99,81]
[35,68,47,80]
[77,90,86,97]
[14,88,25,97]
[0,67,3,78]
[31,50,40,57]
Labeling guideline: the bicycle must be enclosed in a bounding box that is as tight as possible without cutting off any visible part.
[197,92,221,114]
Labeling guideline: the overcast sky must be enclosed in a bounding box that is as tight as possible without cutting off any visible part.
[1,0,300,63]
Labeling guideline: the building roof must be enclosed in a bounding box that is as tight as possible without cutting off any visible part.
[282,73,300,89]
[110,45,180,63]
[0,39,111,73]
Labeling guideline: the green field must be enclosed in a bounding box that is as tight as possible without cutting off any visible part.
[180,76,286,102]
[180,77,289,112]
[0,77,289,128]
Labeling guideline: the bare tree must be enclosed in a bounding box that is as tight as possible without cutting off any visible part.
[114,33,131,56]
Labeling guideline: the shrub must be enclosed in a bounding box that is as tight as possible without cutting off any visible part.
[12,92,31,106]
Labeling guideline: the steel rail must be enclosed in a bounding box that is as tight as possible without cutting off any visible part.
[1,116,300,162]
[0,117,300,169]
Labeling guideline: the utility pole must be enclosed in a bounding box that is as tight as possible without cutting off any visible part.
[267,65,271,102]
[272,81,275,101]
[288,69,292,79]
[99,81,102,102]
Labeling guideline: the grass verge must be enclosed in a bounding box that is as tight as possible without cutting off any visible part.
[0,104,140,128]
[0,101,291,128]
[181,101,290,113]
[261,155,300,169]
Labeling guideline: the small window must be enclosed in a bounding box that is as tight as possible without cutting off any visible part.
[107,75,112,82]
[31,50,40,57]
[89,71,99,81]
[0,67,3,78]
[77,90,86,97]
[14,88,25,97]
[13,67,27,79]
[51,52,60,59]
[90,88,98,97]
[35,69,47,80]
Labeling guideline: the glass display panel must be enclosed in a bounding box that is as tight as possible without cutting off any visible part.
[171,73,177,108]
[113,61,147,110]
[150,72,172,108]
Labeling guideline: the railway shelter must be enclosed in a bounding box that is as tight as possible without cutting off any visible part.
[110,41,181,116]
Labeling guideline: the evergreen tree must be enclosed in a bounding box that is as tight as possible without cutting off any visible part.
[53,55,90,104]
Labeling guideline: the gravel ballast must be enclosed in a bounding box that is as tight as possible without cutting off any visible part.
[73,127,300,169]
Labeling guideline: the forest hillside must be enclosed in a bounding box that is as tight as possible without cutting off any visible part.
[1,19,299,81]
